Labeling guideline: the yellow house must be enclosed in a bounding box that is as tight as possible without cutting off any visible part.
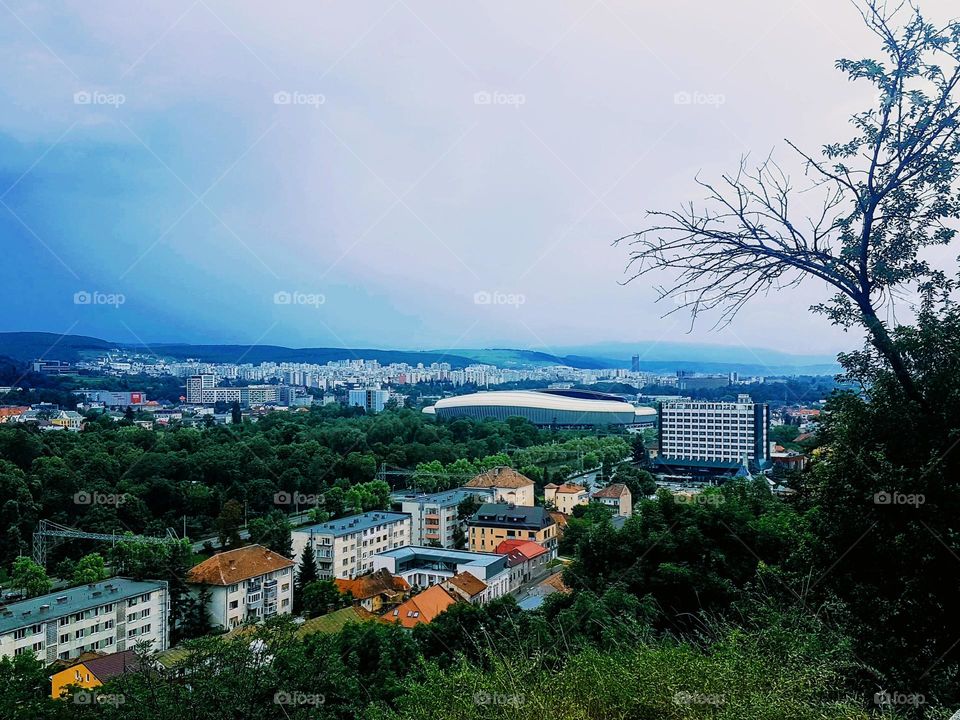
[543,483,590,515]
[51,649,140,699]
[468,503,557,553]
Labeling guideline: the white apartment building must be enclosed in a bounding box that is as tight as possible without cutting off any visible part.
[185,375,279,406]
[291,512,411,580]
[186,545,294,631]
[390,488,492,548]
[373,545,512,601]
[0,578,169,662]
[658,394,770,469]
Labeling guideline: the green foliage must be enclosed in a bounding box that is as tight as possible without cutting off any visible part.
[301,580,351,618]
[247,511,292,557]
[10,556,51,597]
[70,552,107,585]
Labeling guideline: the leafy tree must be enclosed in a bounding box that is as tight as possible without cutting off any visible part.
[247,511,292,557]
[71,553,107,585]
[215,499,244,549]
[300,580,350,617]
[230,400,242,425]
[10,556,51,598]
[294,543,318,612]
[180,584,214,639]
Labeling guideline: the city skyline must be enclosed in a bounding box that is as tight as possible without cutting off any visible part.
[4,1,955,356]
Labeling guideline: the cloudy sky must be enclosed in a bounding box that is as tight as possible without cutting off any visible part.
[1,0,957,360]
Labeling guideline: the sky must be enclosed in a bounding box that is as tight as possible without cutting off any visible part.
[1,0,957,362]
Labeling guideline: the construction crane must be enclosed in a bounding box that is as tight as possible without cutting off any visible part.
[32,520,180,567]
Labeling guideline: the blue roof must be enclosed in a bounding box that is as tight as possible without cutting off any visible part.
[0,578,166,634]
[375,545,504,568]
[294,511,410,538]
[390,488,487,508]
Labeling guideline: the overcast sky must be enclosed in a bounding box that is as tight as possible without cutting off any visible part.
[1,0,957,360]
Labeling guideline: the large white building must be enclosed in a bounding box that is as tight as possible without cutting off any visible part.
[291,512,411,580]
[185,375,279,406]
[186,545,294,631]
[372,545,511,601]
[348,388,390,413]
[0,578,169,662]
[657,394,770,472]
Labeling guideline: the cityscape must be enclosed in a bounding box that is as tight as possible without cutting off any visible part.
[1,2,959,719]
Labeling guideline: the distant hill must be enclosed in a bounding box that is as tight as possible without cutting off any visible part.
[0,332,840,375]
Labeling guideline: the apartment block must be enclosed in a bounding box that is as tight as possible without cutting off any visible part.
[291,512,411,580]
[390,488,492,548]
[0,578,169,662]
[186,545,295,631]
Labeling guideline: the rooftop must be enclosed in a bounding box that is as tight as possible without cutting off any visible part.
[78,649,142,682]
[495,540,549,565]
[552,483,587,494]
[464,466,534,490]
[390,488,489,508]
[334,569,409,600]
[294,511,411,538]
[444,572,487,597]
[469,503,555,530]
[593,483,630,499]
[383,585,457,628]
[0,578,166,634]
[375,545,505,569]
[187,544,293,586]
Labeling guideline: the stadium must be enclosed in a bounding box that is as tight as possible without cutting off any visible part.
[422,389,657,427]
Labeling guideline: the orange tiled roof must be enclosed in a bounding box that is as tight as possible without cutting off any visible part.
[187,544,294,586]
[465,467,534,490]
[548,511,569,528]
[541,572,571,594]
[593,483,629,499]
[444,572,486,597]
[335,568,409,600]
[554,483,587,494]
[382,585,456,628]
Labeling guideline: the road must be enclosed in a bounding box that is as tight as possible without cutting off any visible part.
[190,508,317,552]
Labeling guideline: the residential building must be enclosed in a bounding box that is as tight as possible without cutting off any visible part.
[185,375,279,406]
[592,483,633,516]
[291,512,411,580]
[657,394,770,473]
[50,410,84,431]
[0,578,169,662]
[50,649,141,699]
[463,467,535,507]
[334,569,409,613]
[495,539,551,591]
[441,572,488,604]
[467,504,558,554]
[543,483,590,514]
[185,374,216,403]
[186,545,294,630]
[348,388,390,413]
[382,585,457,628]
[372,545,511,600]
[390,488,492,548]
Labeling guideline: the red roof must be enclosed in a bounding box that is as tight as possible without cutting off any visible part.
[187,544,294,585]
[495,539,549,565]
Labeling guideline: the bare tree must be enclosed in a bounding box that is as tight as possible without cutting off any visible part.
[618,1,960,409]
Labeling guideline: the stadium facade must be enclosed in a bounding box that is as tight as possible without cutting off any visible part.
[422,389,657,427]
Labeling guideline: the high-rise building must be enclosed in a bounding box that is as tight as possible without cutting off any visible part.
[631,354,640,373]
[348,388,390,413]
[657,394,770,472]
